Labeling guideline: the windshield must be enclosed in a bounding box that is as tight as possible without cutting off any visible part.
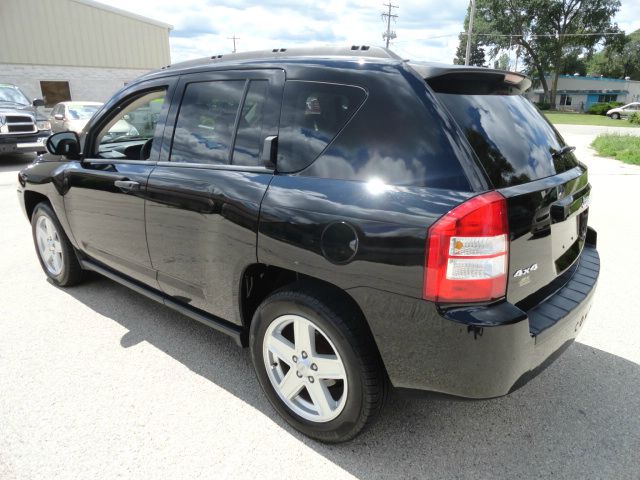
[0,85,30,106]
[67,104,101,120]
[436,93,579,188]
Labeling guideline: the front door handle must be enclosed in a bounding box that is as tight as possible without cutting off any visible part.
[114,180,140,192]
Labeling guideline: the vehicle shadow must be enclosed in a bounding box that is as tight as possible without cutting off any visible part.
[0,153,36,174]
[59,274,640,480]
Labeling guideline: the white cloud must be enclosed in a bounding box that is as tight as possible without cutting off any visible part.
[100,0,640,65]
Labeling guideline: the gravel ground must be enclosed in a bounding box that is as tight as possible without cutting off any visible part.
[1,124,639,480]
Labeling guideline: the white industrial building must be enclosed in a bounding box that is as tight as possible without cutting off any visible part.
[0,0,172,107]
[529,75,640,112]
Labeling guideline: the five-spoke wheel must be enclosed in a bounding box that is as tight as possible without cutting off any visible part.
[31,202,84,286]
[250,284,387,443]
[263,314,348,422]
[35,215,64,276]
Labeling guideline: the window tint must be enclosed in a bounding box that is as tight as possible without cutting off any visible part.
[171,80,245,165]
[436,93,578,188]
[232,80,268,166]
[277,81,366,172]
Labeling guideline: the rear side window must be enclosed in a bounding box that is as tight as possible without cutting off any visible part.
[232,80,268,166]
[277,81,366,172]
[436,93,579,188]
[170,80,245,165]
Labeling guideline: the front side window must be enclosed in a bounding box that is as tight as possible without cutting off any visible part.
[94,89,166,159]
[97,90,165,145]
[170,80,245,165]
[276,81,366,172]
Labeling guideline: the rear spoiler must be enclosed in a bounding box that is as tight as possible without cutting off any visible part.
[408,62,532,95]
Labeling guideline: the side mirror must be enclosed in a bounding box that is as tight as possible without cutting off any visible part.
[54,114,64,120]
[46,131,80,159]
[33,98,45,108]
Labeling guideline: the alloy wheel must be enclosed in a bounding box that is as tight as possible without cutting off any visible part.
[35,215,64,276]
[262,314,348,422]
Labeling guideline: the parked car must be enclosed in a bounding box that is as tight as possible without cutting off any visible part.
[17,46,599,443]
[0,83,51,156]
[49,101,101,133]
[607,102,640,119]
[50,101,139,139]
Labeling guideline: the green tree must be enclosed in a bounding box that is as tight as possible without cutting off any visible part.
[476,0,621,105]
[493,53,510,70]
[587,30,640,79]
[453,5,486,66]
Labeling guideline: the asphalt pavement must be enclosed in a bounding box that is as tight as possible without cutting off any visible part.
[1,125,639,480]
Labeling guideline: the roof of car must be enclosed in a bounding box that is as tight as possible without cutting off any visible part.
[141,45,530,91]
[151,45,402,73]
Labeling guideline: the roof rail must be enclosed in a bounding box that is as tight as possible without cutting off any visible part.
[160,45,402,71]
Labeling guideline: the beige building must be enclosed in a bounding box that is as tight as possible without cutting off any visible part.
[0,0,171,106]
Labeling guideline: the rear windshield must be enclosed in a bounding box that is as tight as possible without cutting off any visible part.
[435,93,579,188]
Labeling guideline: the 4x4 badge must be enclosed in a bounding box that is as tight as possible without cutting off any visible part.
[513,264,538,277]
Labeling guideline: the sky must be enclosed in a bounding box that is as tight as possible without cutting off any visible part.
[102,0,640,66]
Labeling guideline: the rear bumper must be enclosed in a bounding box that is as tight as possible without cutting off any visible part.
[0,133,49,154]
[350,244,600,399]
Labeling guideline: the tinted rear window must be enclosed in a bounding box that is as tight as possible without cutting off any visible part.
[436,93,579,188]
[277,81,366,172]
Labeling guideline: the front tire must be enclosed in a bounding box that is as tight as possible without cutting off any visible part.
[250,283,387,443]
[31,202,84,287]
[611,113,621,120]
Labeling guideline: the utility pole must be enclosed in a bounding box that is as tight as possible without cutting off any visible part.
[381,3,398,49]
[464,0,476,66]
[228,35,239,53]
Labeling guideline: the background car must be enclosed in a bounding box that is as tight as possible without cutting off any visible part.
[49,101,102,133]
[0,83,50,156]
[606,102,640,119]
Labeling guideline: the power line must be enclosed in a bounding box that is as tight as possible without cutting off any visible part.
[228,35,239,53]
[381,3,398,49]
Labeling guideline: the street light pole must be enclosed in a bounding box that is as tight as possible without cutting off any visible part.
[464,0,476,66]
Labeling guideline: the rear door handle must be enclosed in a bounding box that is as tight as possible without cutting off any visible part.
[114,180,140,192]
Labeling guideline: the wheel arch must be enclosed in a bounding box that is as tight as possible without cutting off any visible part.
[23,190,51,220]
[238,264,384,364]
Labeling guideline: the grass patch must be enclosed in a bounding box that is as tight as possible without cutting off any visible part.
[591,134,640,165]
[544,112,640,128]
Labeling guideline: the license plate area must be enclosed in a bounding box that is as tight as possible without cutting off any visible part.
[553,208,588,274]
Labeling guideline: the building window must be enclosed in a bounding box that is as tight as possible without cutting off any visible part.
[560,94,572,106]
[40,81,71,107]
[597,94,617,103]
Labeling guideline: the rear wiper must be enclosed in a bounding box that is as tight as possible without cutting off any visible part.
[552,145,576,158]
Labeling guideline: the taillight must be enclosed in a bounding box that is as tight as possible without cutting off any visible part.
[424,191,509,303]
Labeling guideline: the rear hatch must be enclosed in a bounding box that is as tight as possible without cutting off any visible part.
[414,65,591,309]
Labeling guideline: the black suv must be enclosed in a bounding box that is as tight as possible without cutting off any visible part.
[0,83,51,155]
[18,46,599,443]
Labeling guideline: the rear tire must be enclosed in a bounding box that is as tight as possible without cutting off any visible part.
[31,202,84,287]
[250,283,387,443]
